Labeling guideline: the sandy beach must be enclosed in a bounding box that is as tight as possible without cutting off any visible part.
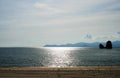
[0,66,120,78]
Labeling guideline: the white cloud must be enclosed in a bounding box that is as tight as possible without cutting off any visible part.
[33,2,67,16]
[19,0,118,28]
[31,0,103,16]
[93,34,120,42]
[84,34,92,39]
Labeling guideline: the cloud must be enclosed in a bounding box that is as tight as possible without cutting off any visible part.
[32,0,114,16]
[33,2,67,15]
[94,34,120,42]
[117,32,120,34]
[84,34,92,39]
[20,0,119,28]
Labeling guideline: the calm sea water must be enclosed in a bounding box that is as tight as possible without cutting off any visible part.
[0,47,120,67]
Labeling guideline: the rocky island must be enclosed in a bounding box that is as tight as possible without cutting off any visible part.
[99,40,112,49]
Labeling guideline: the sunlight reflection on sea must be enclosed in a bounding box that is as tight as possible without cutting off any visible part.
[0,47,120,67]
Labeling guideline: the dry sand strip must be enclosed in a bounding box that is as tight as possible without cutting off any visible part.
[0,66,120,78]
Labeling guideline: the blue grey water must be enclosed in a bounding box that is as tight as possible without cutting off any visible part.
[0,47,120,67]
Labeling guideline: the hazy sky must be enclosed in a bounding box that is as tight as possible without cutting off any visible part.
[0,0,120,47]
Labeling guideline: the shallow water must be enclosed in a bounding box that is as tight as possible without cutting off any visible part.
[0,47,120,67]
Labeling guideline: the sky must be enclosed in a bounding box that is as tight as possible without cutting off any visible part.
[0,0,120,47]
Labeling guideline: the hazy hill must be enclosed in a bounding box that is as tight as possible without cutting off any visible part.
[44,41,120,47]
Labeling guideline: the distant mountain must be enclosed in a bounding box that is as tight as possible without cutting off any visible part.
[44,41,120,47]
[112,41,120,47]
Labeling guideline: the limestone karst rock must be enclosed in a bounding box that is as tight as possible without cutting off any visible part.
[99,43,105,49]
[99,40,112,49]
[106,40,112,49]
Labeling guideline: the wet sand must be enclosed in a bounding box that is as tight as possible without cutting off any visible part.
[0,66,120,78]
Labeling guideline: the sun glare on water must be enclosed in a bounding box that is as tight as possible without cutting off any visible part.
[47,47,75,67]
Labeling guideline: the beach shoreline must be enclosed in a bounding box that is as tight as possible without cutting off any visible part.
[0,66,120,78]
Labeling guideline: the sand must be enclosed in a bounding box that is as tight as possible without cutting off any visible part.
[0,66,120,78]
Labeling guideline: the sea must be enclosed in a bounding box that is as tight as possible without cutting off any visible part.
[0,47,120,67]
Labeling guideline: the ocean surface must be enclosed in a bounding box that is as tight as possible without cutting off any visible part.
[0,47,120,67]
